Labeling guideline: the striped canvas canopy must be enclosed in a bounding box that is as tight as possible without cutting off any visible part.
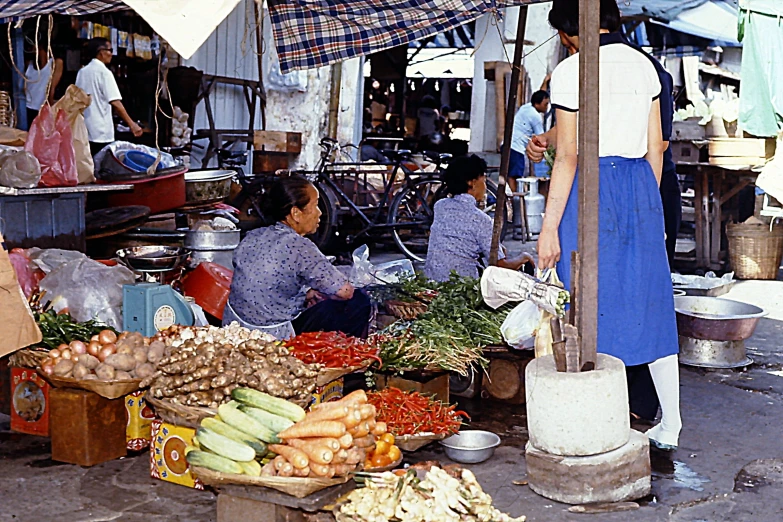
[0,0,125,23]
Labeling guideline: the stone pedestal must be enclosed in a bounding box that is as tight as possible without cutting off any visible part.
[526,430,651,505]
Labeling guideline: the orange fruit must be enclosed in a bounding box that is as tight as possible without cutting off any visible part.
[375,440,391,455]
[388,445,401,462]
[371,453,392,468]
[381,433,396,445]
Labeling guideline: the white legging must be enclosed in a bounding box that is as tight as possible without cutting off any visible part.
[648,354,682,442]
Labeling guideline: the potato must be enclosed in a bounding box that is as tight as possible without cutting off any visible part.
[95,363,116,381]
[82,374,98,380]
[115,371,133,381]
[104,354,136,372]
[72,363,91,380]
[134,363,155,379]
[147,341,165,364]
[132,347,148,365]
[79,354,100,370]
[126,332,145,348]
[53,359,75,377]
[116,342,134,355]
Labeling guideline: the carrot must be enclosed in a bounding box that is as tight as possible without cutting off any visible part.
[372,422,387,436]
[353,434,375,448]
[349,422,370,438]
[290,436,340,452]
[278,420,347,440]
[309,462,335,478]
[268,444,309,469]
[359,404,376,420]
[341,408,362,429]
[273,455,288,471]
[287,439,334,465]
[340,389,367,405]
[332,448,348,464]
[339,433,353,449]
[261,462,277,477]
[332,463,356,476]
[312,400,352,412]
[367,418,377,431]
[279,462,294,477]
[293,466,310,477]
[304,405,349,422]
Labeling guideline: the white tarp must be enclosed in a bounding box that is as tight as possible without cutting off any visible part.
[650,0,740,46]
[121,0,242,60]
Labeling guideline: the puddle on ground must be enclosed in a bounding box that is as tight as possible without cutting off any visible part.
[651,451,710,492]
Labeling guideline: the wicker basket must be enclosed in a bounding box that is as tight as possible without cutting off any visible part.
[145,394,217,429]
[8,349,49,368]
[726,221,783,280]
[0,91,14,128]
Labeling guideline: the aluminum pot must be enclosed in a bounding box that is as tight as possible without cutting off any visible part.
[674,296,767,341]
[678,336,752,369]
[184,169,234,205]
[184,229,241,251]
[439,430,500,464]
[117,246,190,272]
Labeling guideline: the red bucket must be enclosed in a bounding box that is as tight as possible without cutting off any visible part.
[181,262,233,320]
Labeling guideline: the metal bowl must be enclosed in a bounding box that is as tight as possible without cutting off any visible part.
[116,246,190,272]
[184,169,234,205]
[184,229,241,251]
[674,296,767,342]
[439,430,500,464]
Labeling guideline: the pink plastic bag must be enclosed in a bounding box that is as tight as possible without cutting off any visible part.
[24,104,78,187]
[9,248,44,298]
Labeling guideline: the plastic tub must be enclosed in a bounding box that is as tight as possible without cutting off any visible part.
[124,150,158,172]
[180,262,233,320]
[105,168,186,214]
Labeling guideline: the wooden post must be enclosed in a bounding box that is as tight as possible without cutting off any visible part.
[489,6,528,265]
[575,0,600,368]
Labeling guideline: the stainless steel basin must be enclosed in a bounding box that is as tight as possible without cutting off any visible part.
[674,296,767,342]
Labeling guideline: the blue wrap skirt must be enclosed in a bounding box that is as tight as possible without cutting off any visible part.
[556,156,678,366]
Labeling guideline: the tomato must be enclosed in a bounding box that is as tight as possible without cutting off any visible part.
[381,433,396,445]
[387,445,401,462]
[375,440,391,455]
[371,453,392,468]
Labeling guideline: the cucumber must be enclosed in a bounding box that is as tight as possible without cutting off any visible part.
[186,450,243,475]
[239,405,295,433]
[218,403,281,444]
[201,417,268,457]
[196,428,256,462]
[231,388,307,422]
[238,459,262,476]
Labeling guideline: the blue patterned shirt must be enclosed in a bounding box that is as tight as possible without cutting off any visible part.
[228,223,347,326]
[424,193,505,282]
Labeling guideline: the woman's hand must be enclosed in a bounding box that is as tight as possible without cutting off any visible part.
[537,227,561,269]
[305,289,327,308]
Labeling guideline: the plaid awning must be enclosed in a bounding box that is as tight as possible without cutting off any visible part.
[269,0,540,74]
[0,0,126,22]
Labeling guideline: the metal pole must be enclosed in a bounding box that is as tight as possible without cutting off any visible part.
[254,1,267,129]
[575,0,600,368]
[490,6,528,265]
[11,26,27,130]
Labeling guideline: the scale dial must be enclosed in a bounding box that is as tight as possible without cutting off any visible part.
[154,305,177,331]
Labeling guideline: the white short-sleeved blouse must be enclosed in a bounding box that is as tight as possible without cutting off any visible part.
[550,41,661,159]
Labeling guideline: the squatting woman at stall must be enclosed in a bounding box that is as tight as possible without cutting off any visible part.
[537,0,682,449]
[224,176,371,339]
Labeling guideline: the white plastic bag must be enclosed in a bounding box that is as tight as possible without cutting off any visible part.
[501,300,539,349]
[350,244,374,287]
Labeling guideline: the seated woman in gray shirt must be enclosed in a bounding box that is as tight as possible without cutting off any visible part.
[224,176,371,339]
[424,155,534,282]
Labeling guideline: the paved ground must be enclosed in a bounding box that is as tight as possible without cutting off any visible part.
[2,254,783,521]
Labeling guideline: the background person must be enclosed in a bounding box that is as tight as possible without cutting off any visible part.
[508,90,550,191]
[24,46,64,124]
[75,37,142,156]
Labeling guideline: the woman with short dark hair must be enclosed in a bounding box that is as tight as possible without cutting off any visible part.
[424,155,533,282]
[225,176,371,338]
[538,0,682,450]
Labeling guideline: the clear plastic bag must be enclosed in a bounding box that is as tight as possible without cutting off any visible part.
[350,245,374,287]
[38,257,135,329]
[24,104,78,187]
[501,300,539,350]
[349,244,415,287]
[0,150,42,188]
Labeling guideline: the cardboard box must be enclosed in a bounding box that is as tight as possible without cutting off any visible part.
[10,367,50,436]
[253,130,302,154]
[310,377,344,408]
[708,138,776,159]
[125,391,155,451]
[0,233,42,359]
[376,371,450,403]
[150,419,204,490]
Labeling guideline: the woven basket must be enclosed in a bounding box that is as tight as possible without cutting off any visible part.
[192,466,350,498]
[145,394,217,429]
[0,91,13,127]
[8,349,49,368]
[726,221,783,280]
[384,300,428,320]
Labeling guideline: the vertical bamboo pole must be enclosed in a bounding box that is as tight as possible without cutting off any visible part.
[576,0,600,368]
[490,6,528,265]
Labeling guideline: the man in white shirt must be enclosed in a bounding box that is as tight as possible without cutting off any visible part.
[75,38,142,156]
[508,90,549,191]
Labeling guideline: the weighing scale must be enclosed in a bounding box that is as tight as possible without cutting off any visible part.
[118,246,195,336]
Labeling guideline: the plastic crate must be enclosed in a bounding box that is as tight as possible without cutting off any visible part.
[0,192,86,251]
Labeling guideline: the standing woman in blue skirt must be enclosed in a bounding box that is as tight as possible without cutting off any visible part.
[537,0,682,450]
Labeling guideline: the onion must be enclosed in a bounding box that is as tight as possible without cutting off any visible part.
[98,344,116,362]
[87,341,101,357]
[99,330,118,345]
[71,354,81,364]
[118,332,128,341]
[57,343,69,351]
[60,348,72,360]
[91,335,100,343]
[70,340,87,355]
[49,348,61,359]
[41,362,55,376]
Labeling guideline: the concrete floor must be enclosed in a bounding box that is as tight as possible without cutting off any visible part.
[3,273,783,521]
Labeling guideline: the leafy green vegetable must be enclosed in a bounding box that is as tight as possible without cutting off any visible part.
[34,310,114,350]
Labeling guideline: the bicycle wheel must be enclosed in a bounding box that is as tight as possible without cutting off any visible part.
[308,182,340,252]
[485,180,511,242]
[388,179,444,262]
